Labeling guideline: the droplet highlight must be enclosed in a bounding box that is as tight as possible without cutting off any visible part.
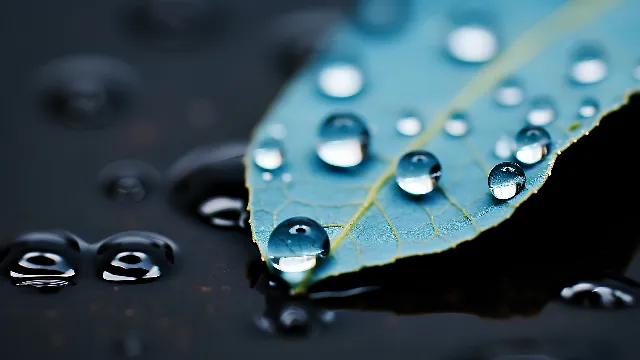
[577,98,599,120]
[561,281,636,309]
[267,217,330,273]
[395,151,442,195]
[316,61,364,99]
[495,78,524,107]
[396,113,422,137]
[447,24,498,64]
[514,126,551,166]
[569,45,608,85]
[494,135,515,160]
[488,162,526,200]
[316,113,370,168]
[198,196,247,228]
[253,137,284,171]
[444,112,469,137]
[526,97,556,126]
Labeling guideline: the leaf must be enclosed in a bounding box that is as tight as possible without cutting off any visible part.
[246,0,639,293]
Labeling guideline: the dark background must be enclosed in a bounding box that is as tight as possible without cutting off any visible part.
[1,1,639,359]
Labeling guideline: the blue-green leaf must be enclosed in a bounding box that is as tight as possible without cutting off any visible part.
[246,0,639,293]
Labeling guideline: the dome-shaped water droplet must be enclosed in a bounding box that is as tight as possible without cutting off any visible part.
[514,126,551,166]
[316,113,370,168]
[111,176,147,202]
[488,162,526,200]
[494,135,515,160]
[253,137,284,171]
[495,78,524,107]
[267,217,330,273]
[444,112,469,137]
[396,112,422,137]
[395,151,442,195]
[316,60,364,99]
[99,159,160,203]
[569,45,608,85]
[447,24,498,64]
[526,96,556,126]
[577,98,599,119]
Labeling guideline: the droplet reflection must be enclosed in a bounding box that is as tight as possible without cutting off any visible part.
[316,113,370,168]
[316,61,364,99]
[253,137,284,171]
[396,151,442,195]
[569,45,608,85]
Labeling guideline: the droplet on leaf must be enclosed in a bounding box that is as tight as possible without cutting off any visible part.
[514,125,551,166]
[495,78,524,107]
[267,217,330,273]
[447,23,498,64]
[569,45,608,85]
[253,137,284,171]
[316,113,370,168]
[444,112,469,137]
[353,0,409,35]
[577,97,599,120]
[395,150,442,195]
[526,96,557,126]
[396,112,422,137]
[198,196,246,228]
[488,162,526,200]
[316,60,364,99]
[494,135,515,160]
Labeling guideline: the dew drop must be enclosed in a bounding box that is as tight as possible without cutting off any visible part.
[99,160,160,203]
[569,45,608,85]
[577,98,599,120]
[495,78,524,107]
[267,217,329,273]
[110,176,146,202]
[262,172,273,182]
[281,173,293,183]
[198,196,247,228]
[253,137,284,171]
[494,135,515,160]
[514,126,551,166]
[444,112,469,137]
[396,113,422,137]
[316,113,370,168]
[395,151,441,195]
[488,162,526,200]
[10,252,76,280]
[316,60,364,99]
[526,97,556,126]
[353,0,409,34]
[447,25,498,64]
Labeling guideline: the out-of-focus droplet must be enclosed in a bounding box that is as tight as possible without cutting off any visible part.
[526,97,556,126]
[253,137,284,171]
[316,60,365,99]
[447,20,498,64]
[353,0,409,35]
[268,217,330,273]
[495,78,524,107]
[317,113,370,168]
[99,160,160,203]
[494,135,515,160]
[396,113,422,137]
[514,126,551,166]
[577,98,599,120]
[569,45,608,85]
[396,151,442,195]
[444,112,469,137]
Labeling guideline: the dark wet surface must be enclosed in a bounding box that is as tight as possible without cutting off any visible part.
[1,1,640,359]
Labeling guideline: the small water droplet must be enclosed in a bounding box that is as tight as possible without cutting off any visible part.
[316,113,370,168]
[396,113,422,137]
[526,97,557,126]
[577,98,599,119]
[111,176,146,202]
[353,0,409,34]
[198,196,247,228]
[494,135,515,160]
[396,151,442,195]
[488,162,526,200]
[253,137,284,171]
[268,123,287,140]
[267,217,329,273]
[447,24,498,64]
[514,126,551,166]
[99,160,160,203]
[569,45,608,85]
[262,172,273,182]
[316,61,364,99]
[281,173,293,183]
[444,112,469,137]
[495,78,524,107]
[278,304,310,333]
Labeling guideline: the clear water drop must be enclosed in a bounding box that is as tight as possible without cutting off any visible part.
[262,172,273,182]
[569,45,608,85]
[495,78,524,107]
[396,113,422,137]
[444,112,469,137]
[447,25,498,64]
[395,150,442,195]
[578,98,599,119]
[267,217,330,273]
[316,61,364,99]
[9,252,76,280]
[494,135,515,160]
[316,113,370,168]
[561,281,636,309]
[253,137,284,171]
[514,126,551,166]
[102,251,161,282]
[198,196,246,228]
[488,162,526,200]
[526,96,557,126]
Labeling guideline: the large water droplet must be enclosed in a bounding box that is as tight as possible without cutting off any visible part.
[488,162,526,200]
[316,60,364,99]
[577,98,599,120]
[514,126,551,166]
[396,112,422,137]
[316,113,370,168]
[396,151,442,195]
[569,45,608,85]
[253,137,284,171]
[447,24,498,64]
[526,97,557,126]
[494,135,515,160]
[495,78,524,107]
[444,112,469,137]
[560,281,636,309]
[267,217,330,273]
[353,0,409,35]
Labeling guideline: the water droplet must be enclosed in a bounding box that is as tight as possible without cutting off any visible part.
[526,97,557,126]
[268,123,287,140]
[495,78,524,107]
[514,126,551,166]
[111,176,146,202]
[577,98,599,119]
[262,172,273,182]
[316,113,370,168]
[10,252,76,279]
[316,61,364,99]
[561,281,636,309]
[396,113,422,137]
[353,0,409,34]
[96,231,177,284]
[253,137,284,171]
[281,173,293,183]
[488,162,526,200]
[99,160,160,202]
[198,196,247,228]
[447,24,498,64]
[267,217,329,273]
[494,135,515,160]
[569,45,608,85]
[396,151,442,195]
[444,112,469,137]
